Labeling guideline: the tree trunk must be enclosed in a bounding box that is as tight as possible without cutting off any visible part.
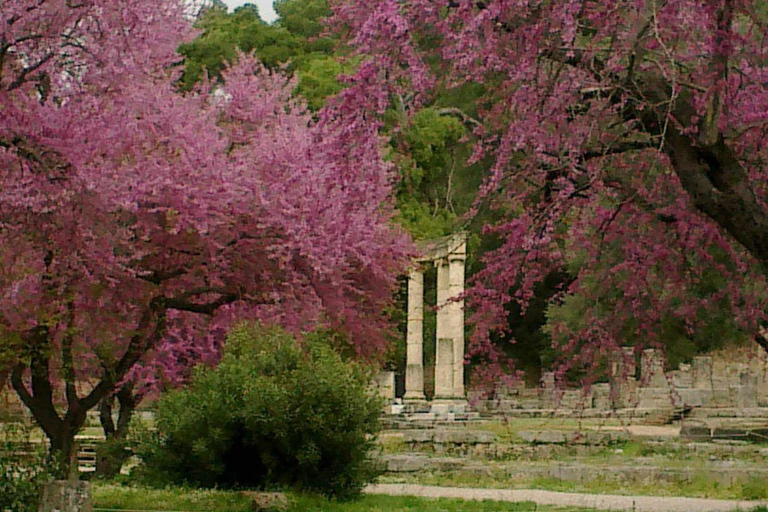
[96,386,137,479]
[47,423,81,480]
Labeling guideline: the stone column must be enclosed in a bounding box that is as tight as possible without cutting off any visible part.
[448,244,466,398]
[404,269,426,400]
[434,338,454,399]
[434,259,453,399]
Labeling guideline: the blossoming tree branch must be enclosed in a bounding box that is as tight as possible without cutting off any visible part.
[0,0,409,473]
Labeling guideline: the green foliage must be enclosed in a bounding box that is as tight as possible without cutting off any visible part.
[0,424,52,512]
[138,324,382,498]
[275,0,334,47]
[545,267,752,371]
[180,0,346,110]
[179,5,300,88]
[295,55,355,111]
[390,106,486,240]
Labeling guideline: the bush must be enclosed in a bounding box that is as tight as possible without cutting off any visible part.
[0,423,52,512]
[139,324,382,498]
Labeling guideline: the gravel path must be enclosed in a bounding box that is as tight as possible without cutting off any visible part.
[364,483,768,512]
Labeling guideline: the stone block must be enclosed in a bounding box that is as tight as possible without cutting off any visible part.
[240,492,289,512]
[680,425,712,441]
[404,430,434,443]
[637,387,674,409]
[384,454,430,472]
[672,364,693,388]
[591,383,611,410]
[431,430,497,445]
[38,481,92,512]
[641,349,668,388]
[373,371,396,401]
[692,356,713,389]
[519,430,568,444]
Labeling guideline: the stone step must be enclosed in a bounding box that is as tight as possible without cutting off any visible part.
[382,456,768,487]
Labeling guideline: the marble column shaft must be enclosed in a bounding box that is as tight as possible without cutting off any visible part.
[404,269,425,400]
[434,259,453,398]
[448,251,466,398]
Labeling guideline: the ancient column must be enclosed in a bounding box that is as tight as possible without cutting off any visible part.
[434,258,453,399]
[448,241,467,398]
[404,269,426,400]
[434,338,454,399]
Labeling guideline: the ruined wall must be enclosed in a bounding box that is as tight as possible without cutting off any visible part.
[477,347,768,414]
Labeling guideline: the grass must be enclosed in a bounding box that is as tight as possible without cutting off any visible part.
[383,469,768,501]
[92,484,620,512]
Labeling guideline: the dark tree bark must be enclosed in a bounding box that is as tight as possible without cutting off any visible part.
[96,385,137,478]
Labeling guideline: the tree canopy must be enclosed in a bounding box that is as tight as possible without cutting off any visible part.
[0,0,409,472]
[331,0,768,382]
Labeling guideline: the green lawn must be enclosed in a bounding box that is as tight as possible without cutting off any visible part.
[92,484,613,512]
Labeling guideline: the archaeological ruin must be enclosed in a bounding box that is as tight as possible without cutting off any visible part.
[374,234,768,426]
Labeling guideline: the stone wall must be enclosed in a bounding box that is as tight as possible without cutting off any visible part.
[479,348,768,415]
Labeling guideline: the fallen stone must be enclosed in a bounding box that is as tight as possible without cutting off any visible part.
[240,491,289,512]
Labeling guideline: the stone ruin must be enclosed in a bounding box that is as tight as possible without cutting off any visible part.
[373,232,768,422]
[468,347,768,421]
[372,233,471,418]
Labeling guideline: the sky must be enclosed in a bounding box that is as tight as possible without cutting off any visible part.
[222,0,278,23]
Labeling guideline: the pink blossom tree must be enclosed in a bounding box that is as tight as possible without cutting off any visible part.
[1,0,409,474]
[331,0,768,382]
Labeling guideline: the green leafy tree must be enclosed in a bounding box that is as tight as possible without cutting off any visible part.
[180,0,347,111]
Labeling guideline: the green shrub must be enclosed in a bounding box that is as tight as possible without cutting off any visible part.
[0,423,52,512]
[139,324,382,498]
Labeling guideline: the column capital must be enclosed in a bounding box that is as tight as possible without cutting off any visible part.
[433,256,448,268]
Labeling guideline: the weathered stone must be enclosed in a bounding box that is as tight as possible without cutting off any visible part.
[38,481,92,512]
[671,363,693,389]
[692,356,713,389]
[640,349,668,388]
[432,429,497,445]
[384,454,431,472]
[591,383,611,410]
[519,430,568,444]
[373,371,396,401]
[240,492,289,512]
[680,425,712,441]
[404,269,425,400]
[434,337,454,399]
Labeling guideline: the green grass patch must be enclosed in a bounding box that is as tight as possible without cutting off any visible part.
[93,484,621,512]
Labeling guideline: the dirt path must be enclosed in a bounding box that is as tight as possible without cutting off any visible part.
[364,484,767,512]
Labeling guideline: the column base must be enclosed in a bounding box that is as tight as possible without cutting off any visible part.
[430,398,470,417]
[432,396,468,403]
[403,392,426,401]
